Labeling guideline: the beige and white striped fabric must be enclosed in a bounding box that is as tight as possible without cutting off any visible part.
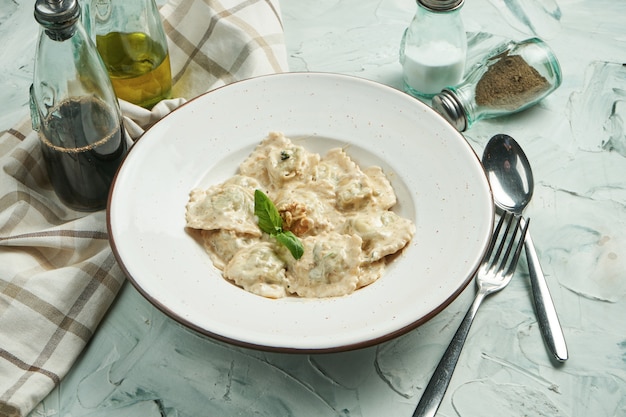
[0,1,287,416]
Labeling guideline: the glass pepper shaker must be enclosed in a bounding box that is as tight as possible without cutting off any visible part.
[30,0,128,211]
[82,0,172,109]
[399,0,467,98]
[431,37,563,131]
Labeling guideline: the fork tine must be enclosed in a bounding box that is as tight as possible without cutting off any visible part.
[483,212,513,274]
[503,216,530,277]
[491,212,515,271]
[496,213,521,272]
[483,211,508,268]
[484,212,529,277]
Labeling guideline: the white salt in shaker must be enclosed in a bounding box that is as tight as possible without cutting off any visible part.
[399,0,466,98]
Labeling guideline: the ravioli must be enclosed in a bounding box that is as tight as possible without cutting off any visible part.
[200,229,258,270]
[224,242,288,299]
[239,132,320,189]
[185,175,261,236]
[273,187,339,236]
[185,132,415,299]
[285,232,363,298]
[342,211,415,262]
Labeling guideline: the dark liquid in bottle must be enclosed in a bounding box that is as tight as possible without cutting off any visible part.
[39,97,128,211]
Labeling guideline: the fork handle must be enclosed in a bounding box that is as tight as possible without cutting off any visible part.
[524,227,568,362]
[412,291,487,417]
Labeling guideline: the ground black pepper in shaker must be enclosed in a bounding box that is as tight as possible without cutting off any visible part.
[431,37,562,131]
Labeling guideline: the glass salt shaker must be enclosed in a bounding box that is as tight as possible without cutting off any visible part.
[431,37,562,131]
[30,0,128,211]
[82,0,172,109]
[399,0,467,98]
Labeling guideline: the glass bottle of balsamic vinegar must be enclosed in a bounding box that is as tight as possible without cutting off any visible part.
[30,0,128,211]
[82,0,172,109]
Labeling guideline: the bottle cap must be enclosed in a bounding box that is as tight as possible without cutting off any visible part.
[431,89,467,132]
[418,0,464,12]
[34,0,80,40]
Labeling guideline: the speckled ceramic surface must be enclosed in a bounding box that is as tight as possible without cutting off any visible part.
[108,73,493,351]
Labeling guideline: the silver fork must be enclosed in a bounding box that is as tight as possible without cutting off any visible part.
[412,211,529,417]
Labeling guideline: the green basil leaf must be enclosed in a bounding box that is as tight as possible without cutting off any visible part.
[254,189,304,260]
[276,231,304,260]
[254,189,282,235]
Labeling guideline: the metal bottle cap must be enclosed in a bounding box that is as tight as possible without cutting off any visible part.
[418,0,465,12]
[431,89,467,132]
[34,0,80,40]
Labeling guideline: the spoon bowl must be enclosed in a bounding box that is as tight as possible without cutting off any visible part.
[482,133,534,214]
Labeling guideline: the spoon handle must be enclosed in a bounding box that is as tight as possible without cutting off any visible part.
[523,218,568,362]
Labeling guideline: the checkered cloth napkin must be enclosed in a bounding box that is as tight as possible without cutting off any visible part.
[0,0,287,415]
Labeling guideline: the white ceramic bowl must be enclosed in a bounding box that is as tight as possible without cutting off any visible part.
[107,72,494,352]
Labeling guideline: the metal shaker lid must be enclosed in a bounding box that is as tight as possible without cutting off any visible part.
[431,89,468,132]
[418,0,465,12]
[34,0,80,40]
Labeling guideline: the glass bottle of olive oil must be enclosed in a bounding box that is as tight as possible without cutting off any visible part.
[83,0,172,109]
[96,31,171,109]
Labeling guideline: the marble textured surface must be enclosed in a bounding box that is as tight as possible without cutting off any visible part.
[1,0,625,416]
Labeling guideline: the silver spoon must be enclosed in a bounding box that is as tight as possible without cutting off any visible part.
[482,134,568,362]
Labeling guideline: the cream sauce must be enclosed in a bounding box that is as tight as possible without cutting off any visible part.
[185,132,415,298]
